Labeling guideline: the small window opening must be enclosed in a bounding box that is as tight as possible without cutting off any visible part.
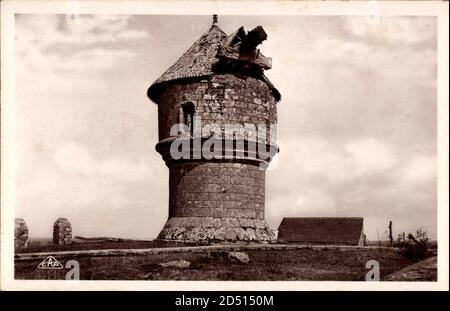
[179,102,196,136]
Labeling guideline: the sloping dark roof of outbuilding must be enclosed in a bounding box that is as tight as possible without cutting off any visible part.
[277,217,364,245]
[147,24,280,102]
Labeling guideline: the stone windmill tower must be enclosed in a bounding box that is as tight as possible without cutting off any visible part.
[147,16,281,242]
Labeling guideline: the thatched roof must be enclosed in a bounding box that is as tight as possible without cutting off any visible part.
[147,23,280,102]
[277,217,364,246]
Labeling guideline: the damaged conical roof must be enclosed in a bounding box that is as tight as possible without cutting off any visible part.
[147,23,280,102]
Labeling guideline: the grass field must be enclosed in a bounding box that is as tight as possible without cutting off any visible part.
[15,245,428,281]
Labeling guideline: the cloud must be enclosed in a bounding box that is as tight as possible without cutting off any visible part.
[399,156,436,184]
[52,142,154,182]
[14,15,437,240]
[345,138,397,175]
[343,16,437,48]
[266,133,436,237]
[278,136,396,184]
[16,141,168,238]
[16,14,149,79]
[293,187,338,215]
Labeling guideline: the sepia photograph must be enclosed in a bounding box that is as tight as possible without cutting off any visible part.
[1,0,448,293]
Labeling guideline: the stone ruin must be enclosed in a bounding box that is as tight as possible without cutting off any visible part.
[53,218,72,245]
[15,218,29,248]
[147,16,280,242]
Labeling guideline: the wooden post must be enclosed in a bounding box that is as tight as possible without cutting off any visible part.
[389,221,393,246]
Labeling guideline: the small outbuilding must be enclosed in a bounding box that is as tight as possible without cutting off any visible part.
[277,217,365,246]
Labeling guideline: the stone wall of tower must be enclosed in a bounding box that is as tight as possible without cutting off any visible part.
[156,74,277,142]
[169,162,265,220]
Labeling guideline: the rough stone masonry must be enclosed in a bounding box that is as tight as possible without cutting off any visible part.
[53,218,72,245]
[147,17,281,242]
[15,218,29,249]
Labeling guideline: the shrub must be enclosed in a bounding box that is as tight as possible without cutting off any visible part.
[395,229,430,260]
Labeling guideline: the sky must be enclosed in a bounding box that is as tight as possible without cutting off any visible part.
[15,14,437,241]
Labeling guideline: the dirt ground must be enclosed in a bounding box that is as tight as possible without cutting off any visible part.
[15,246,427,281]
[15,239,203,253]
[385,256,437,281]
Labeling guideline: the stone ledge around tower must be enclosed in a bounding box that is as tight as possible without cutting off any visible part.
[157,217,276,242]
